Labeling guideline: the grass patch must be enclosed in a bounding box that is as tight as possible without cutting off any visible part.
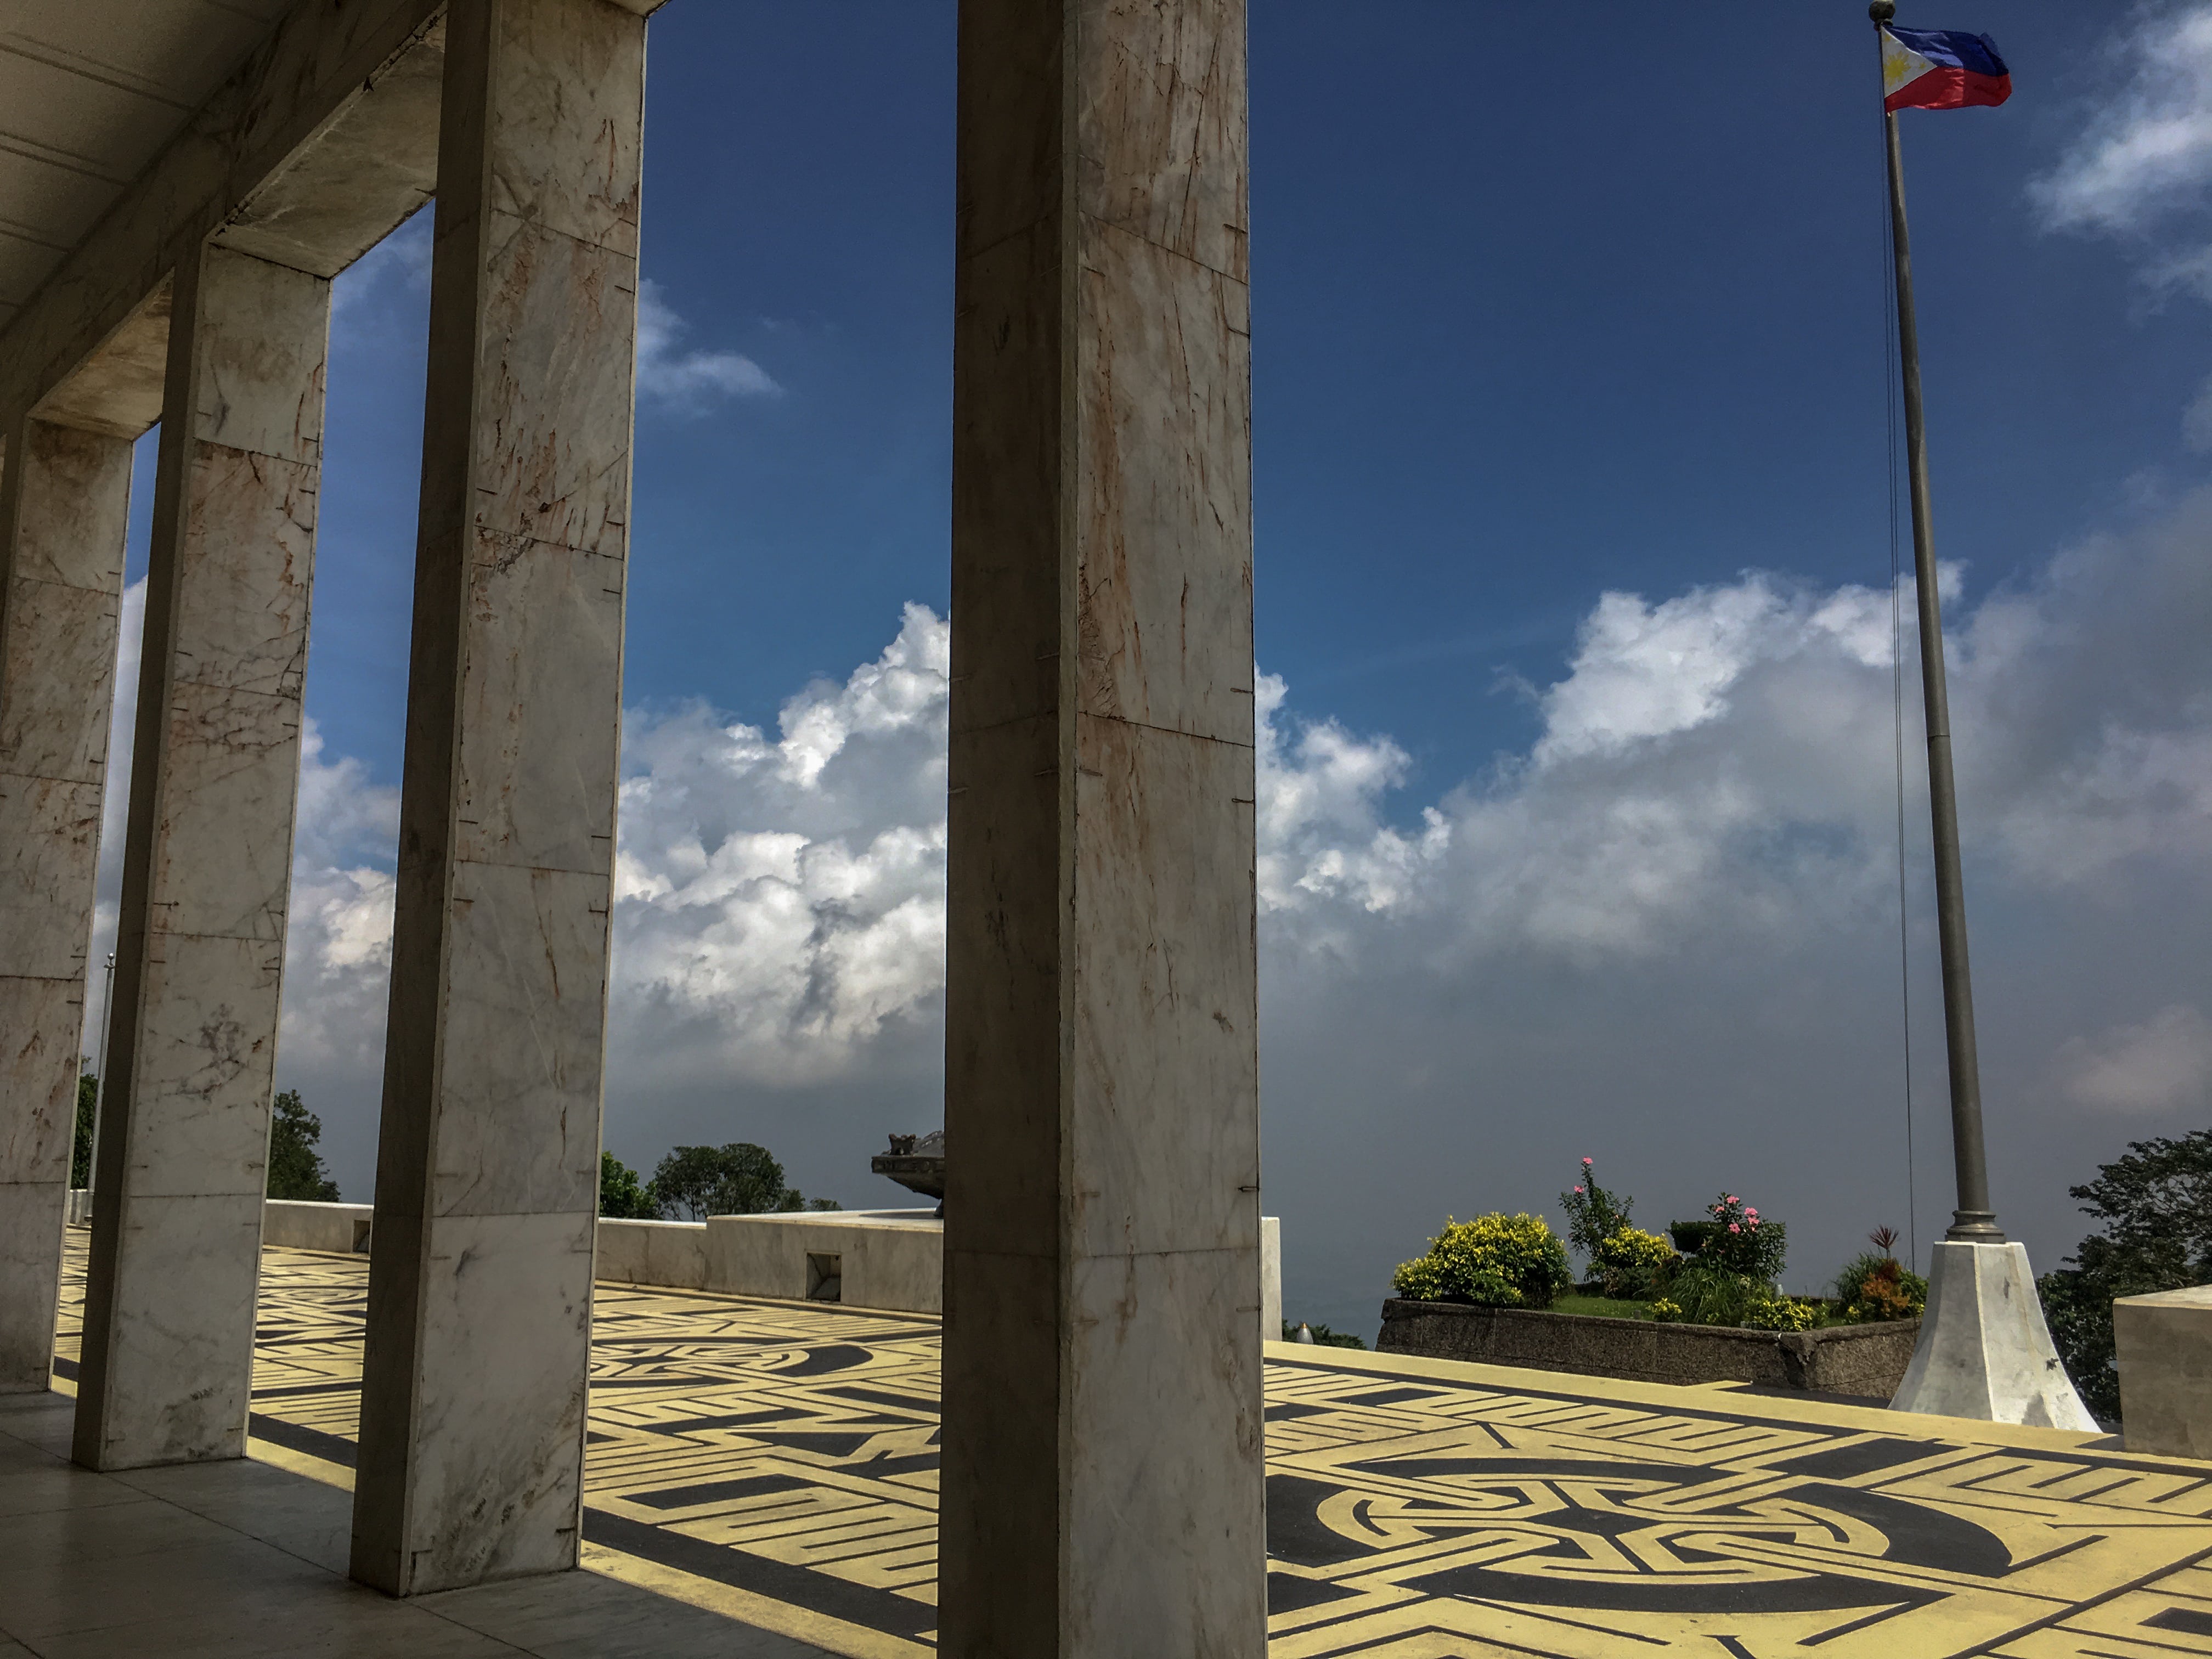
[1437,1291,1867,1329]
[1549,1293,1657,1321]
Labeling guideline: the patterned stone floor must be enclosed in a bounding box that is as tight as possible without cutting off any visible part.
[50,1236,2212,1657]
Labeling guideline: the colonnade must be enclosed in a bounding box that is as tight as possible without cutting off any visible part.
[0,0,1259,1649]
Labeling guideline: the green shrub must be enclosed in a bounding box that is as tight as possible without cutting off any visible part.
[1392,1213,1573,1310]
[1832,1251,1927,1322]
[1282,1321,1367,1349]
[2036,1130,2212,1424]
[1667,1261,1767,1328]
[1595,1227,1678,1299]
[1650,1297,1684,1323]
[1560,1158,1634,1265]
[1667,1219,1716,1255]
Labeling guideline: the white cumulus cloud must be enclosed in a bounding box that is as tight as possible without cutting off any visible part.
[607,602,950,1087]
[331,210,432,318]
[635,279,781,411]
[2032,4,2212,302]
[330,224,779,415]
[2063,1006,2212,1114]
[83,480,2212,1304]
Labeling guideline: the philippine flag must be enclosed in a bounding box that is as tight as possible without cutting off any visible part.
[1882,25,2012,111]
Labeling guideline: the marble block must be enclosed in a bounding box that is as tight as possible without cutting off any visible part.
[0,1178,68,1391]
[1890,1240,2098,1431]
[2117,1285,2212,1458]
[354,1208,597,1593]
[74,1190,266,1466]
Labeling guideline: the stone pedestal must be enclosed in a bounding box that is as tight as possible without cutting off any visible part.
[1889,1240,2097,1431]
[348,0,644,1598]
[938,1,1265,1652]
[2115,1286,2212,1458]
[0,418,133,1395]
[1261,1215,1282,1341]
[74,244,330,1471]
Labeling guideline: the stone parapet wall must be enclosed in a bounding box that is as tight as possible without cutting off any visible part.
[593,1217,710,1292]
[1378,1298,1920,1400]
[704,1211,944,1313]
[263,1200,374,1255]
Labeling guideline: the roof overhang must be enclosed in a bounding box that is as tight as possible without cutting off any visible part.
[0,0,671,441]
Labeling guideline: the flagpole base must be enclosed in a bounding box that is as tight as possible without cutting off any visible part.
[1890,1242,2098,1431]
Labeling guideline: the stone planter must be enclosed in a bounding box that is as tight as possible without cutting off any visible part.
[1377,1298,1921,1400]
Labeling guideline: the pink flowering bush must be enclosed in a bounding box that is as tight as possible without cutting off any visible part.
[1694,1193,1788,1283]
[1558,1158,1678,1297]
[1656,1192,1795,1327]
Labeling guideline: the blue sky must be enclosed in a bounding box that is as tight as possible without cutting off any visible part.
[98,1,2212,1333]
[233,1,2212,789]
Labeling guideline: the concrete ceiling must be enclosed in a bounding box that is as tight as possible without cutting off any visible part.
[0,0,290,332]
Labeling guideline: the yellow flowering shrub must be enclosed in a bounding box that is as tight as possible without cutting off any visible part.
[1595,1226,1678,1298]
[1391,1213,1573,1309]
[1743,1295,1823,1332]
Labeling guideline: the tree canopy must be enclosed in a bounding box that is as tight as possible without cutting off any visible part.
[71,1070,96,1189]
[267,1089,341,1201]
[2039,1129,2212,1423]
[650,1142,809,1220]
[599,1151,659,1218]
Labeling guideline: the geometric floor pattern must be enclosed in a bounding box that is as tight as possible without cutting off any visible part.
[51,1235,2212,1657]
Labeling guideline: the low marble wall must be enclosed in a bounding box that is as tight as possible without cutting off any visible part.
[1378,1299,1920,1399]
[707,1210,944,1313]
[594,1217,711,1292]
[263,1200,374,1254]
[69,1196,1286,1331]
[2116,1285,2212,1456]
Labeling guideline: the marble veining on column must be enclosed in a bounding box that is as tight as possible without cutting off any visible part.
[72,244,331,1471]
[0,417,133,1396]
[940,1,1265,1654]
[351,0,644,1600]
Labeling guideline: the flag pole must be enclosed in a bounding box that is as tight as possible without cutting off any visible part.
[1870,0,2000,1246]
[1871,5,2089,1430]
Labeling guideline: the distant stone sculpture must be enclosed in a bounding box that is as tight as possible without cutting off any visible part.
[872,1129,945,1214]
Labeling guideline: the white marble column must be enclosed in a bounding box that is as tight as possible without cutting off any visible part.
[0,419,133,1396]
[939,1,1265,1654]
[72,245,330,1470]
[349,0,641,1598]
